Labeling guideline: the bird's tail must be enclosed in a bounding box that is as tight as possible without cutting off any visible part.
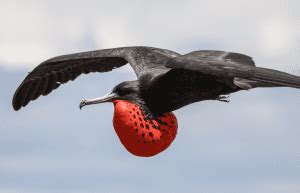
[233,66,300,90]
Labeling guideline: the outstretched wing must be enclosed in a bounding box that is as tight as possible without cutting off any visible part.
[166,50,300,89]
[13,46,180,110]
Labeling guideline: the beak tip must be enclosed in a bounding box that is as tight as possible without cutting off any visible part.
[79,100,86,110]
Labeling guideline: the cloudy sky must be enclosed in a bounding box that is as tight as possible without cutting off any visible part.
[0,0,299,192]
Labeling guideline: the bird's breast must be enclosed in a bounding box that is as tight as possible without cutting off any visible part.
[112,100,178,157]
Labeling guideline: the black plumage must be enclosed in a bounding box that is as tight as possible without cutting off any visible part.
[13,46,300,116]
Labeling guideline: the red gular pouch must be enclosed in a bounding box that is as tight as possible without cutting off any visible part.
[112,100,178,157]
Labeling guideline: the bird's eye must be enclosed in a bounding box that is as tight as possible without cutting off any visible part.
[115,87,130,96]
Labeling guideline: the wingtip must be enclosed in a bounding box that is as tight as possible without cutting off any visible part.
[12,91,21,111]
[12,102,21,111]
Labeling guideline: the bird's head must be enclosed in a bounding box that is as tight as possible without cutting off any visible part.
[79,80,140,109]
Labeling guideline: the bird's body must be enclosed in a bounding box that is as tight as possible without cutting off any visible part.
[13,46,300,156]
[140,68,237,114]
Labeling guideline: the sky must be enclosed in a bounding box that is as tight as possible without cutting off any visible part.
[0,0,300,192]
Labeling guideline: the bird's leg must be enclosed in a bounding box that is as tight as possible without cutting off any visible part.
[216,95,230,103]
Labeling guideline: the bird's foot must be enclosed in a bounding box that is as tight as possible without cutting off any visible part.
[216,95,230,103]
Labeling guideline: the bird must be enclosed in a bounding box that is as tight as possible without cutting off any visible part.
[13,46,300,157]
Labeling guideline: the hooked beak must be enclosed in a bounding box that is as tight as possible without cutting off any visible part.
[79,92,119,110]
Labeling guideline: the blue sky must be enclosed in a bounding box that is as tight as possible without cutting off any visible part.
[0,0,300,193]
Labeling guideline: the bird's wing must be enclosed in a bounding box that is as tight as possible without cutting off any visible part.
[183,50,256,66]
[13,46,180,110]
[166,50,300,89]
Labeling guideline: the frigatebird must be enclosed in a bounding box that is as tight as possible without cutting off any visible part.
[13,46,300,157]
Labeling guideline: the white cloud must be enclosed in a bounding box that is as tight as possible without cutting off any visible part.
[1,0,299,72]
[93,20,133,48]
[258,17,297,56]
[0,42,53,69]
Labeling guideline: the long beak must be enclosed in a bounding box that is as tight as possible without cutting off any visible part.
[79,92,119,110]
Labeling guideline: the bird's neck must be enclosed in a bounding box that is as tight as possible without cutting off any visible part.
[112,100,177,126]
[112,99,178,156]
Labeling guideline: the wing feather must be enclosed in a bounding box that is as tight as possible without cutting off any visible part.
[166,52,300,89]
[13,46,180,110]
[183,50,256,66]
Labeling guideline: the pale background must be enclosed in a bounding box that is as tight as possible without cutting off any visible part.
[0,0,299,193]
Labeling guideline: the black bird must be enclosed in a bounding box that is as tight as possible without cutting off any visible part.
[12,46,300,156]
